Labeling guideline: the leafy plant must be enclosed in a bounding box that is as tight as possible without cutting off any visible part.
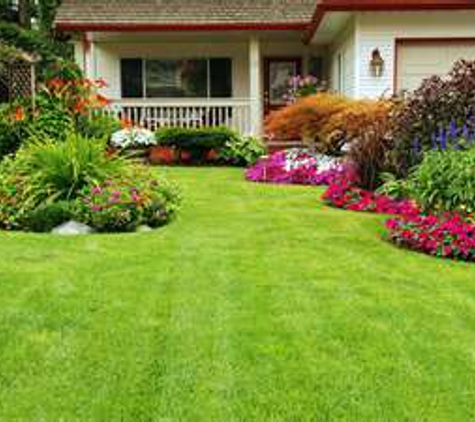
[77,114,122,141]
[219,136,265,166]
[376,173,410,200]
[24,134,126,200]
[407,147,475,213]
[23,200,74,232]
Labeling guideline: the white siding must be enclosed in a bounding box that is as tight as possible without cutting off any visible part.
[328,19,356,97]
[356,11,475,98]
[93,41,249,99]
[84,38,324,100]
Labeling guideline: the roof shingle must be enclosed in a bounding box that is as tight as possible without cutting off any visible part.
[55,0,317,27]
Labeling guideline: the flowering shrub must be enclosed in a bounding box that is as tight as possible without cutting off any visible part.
[322,175,419,216]
[111,128,157,149]
[265,93,352,152]
[283,75,326,104]
[78,174,180,232]
[386,212,475,262]
[392,60,475,176]
[246,149,343,186]
[0,132,181,233]
[0,103,31,160]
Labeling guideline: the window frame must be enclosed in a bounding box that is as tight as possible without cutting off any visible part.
[121,57,233,99]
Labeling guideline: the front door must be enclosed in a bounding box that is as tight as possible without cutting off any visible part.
[264,58,302,114]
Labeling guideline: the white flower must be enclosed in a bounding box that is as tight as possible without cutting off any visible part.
[111,128,157,149]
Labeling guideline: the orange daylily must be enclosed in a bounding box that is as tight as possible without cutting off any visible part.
[12,106,25,122]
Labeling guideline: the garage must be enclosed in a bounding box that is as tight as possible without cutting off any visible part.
[396,39,475,92]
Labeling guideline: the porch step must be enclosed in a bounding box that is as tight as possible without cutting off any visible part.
[265,140,305,153]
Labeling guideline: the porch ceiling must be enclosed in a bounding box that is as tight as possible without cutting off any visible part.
[88,30,307,43]
[309,11,353,45]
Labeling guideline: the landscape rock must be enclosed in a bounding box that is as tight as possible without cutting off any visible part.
[136,225,153,233]
[52,221,94,236]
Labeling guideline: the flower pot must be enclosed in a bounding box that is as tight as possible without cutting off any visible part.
[106,147,119,158]
[206,149,220,163]
[180,150,193,164]
[149,146,176,165]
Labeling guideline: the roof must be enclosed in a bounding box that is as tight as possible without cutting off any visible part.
[55,0,317,31]
[304,0,475,43]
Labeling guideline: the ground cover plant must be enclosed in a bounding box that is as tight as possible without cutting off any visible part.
[1,167,475,421]
[246,149,343,186]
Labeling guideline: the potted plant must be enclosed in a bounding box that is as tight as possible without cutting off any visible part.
[180,149,193,164]
[149,146,176,165]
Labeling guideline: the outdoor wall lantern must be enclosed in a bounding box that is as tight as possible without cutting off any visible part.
[370,48,385,77]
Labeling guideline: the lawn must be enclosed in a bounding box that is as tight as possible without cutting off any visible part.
[1,167,475,421]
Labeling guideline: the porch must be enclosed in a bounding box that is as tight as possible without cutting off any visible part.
[76,31,326,137]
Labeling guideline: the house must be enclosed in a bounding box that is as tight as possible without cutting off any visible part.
[55,0,475,138]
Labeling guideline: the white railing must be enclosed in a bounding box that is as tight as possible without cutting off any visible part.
[106,98,252,135]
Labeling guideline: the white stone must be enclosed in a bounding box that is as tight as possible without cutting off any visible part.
[136,225,153,233]
[52,221,94,236]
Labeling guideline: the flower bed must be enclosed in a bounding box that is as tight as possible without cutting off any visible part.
[245,149,343,186]
[386,213,475,262]
[322,176,419,216]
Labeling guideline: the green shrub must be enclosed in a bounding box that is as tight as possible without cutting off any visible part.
[156,126,239,152]
[407,148,475,213]
[219,136,265,166]
[376,173,410,200]
[31,93,74,141]
[23,201,75,233]
[77,114,122,141]
[20,133,126,201]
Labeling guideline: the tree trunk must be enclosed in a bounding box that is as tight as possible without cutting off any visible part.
[18,0,31,29]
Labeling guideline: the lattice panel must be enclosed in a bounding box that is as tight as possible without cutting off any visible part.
[0,61,35,103]
[9,62,34,100]
[0,69,8,103]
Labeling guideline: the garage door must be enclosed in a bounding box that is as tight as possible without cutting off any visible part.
[396,40,475,91]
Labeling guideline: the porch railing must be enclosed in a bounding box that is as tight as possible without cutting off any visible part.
[106,99,252,135]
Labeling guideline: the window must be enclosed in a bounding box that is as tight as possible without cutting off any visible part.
[308,56,324,80]
[121,59,144,98]
[337,53,344,93]
[121,58,232,99]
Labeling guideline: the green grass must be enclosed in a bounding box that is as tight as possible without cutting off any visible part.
[1,167,475,422]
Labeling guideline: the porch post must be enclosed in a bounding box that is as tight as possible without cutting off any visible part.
[249,36,263,136]
[82,32,95,79]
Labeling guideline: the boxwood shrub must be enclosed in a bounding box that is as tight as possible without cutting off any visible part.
[155,126,239,152]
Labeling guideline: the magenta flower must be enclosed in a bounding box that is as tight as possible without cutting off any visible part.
[91,186,102,195]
